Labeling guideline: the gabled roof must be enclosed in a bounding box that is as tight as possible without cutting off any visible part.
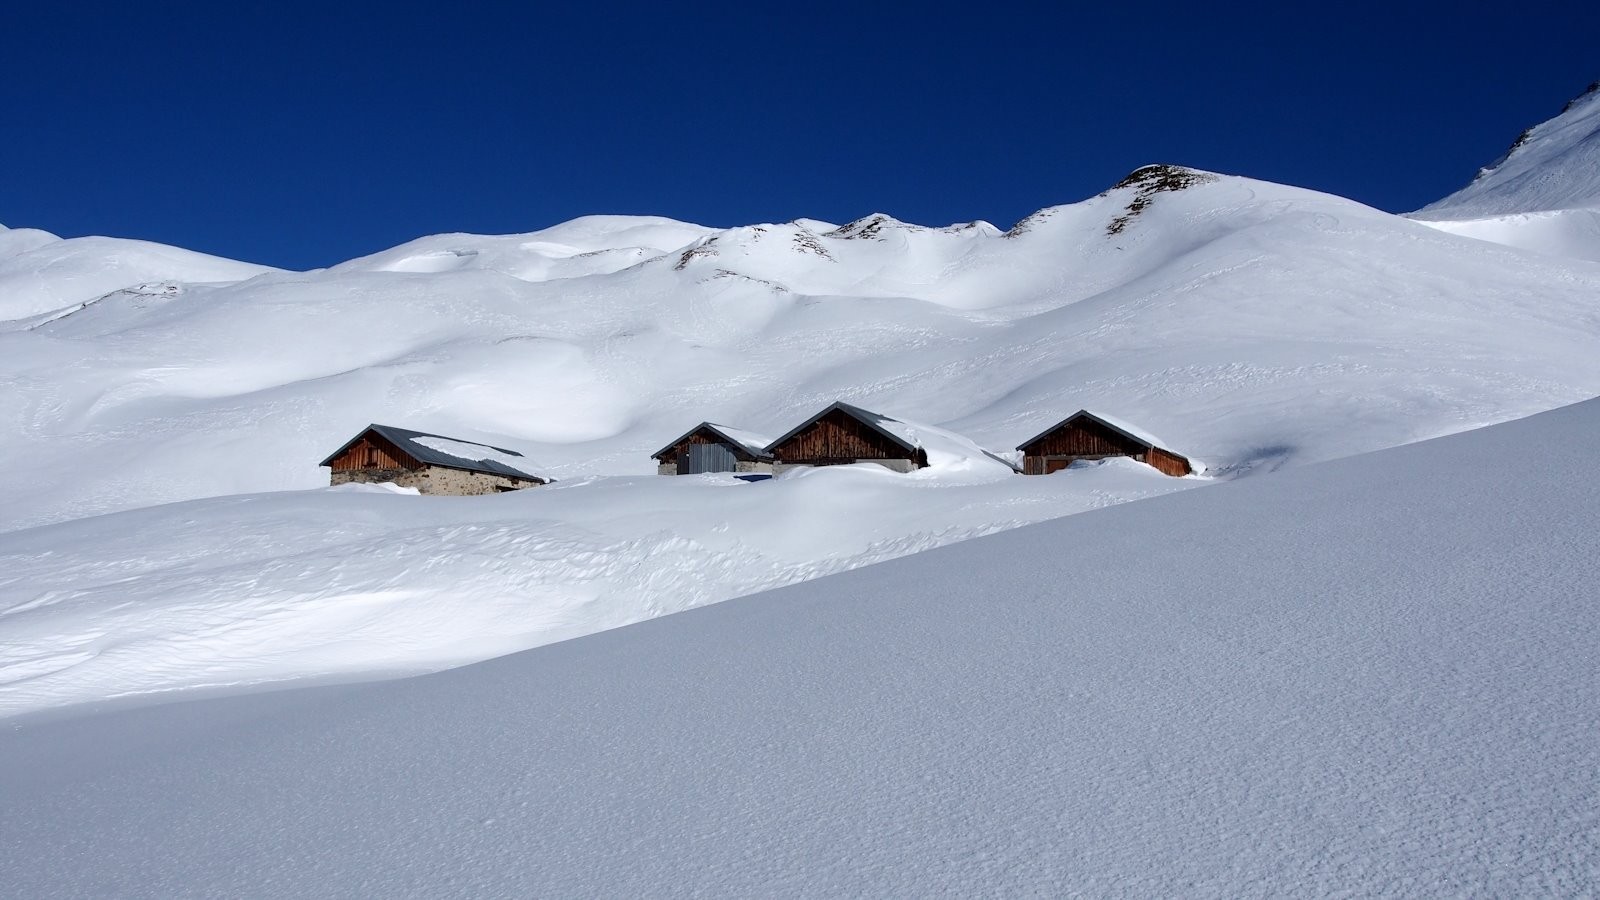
[1016,409,1181,457]
[320,424,550,482]
[651,422,775,461]
[764,401,922,457]
[764,401,1019,472]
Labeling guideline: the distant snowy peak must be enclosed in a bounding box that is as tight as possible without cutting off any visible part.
[1006,164,1222,238]
[0,232,277,320]
[1416,80,1600,219]
[0,224,62,260]
[334,215,717,281]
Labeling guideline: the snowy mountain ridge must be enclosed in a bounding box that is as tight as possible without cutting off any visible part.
[5,153,1600,715]
[1411,80,1600,262]
[1417,80,1600,218]
[5,166,1598,530]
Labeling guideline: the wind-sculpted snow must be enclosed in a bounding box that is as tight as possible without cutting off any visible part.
[0,226,275,320]
[0,460,1182,717]
[2,398,1596,896]
[5,168,1600,712]
[4,170,1600,534]
[1415,207,1600,263]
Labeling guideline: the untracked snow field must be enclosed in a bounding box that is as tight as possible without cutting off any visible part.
[2,397,1596,897]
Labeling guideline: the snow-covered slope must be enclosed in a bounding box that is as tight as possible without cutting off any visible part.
[1417,81,1600,218]
[1410,207,1600,263]
[0,223,276,320]
[0,459,1178,717]
[6,167,1600,533]
[7,165,1600,714]
[1412,81,1600,261]
[4,396,1596,897]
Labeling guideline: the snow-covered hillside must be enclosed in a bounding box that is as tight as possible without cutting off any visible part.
[0,460,1181,717]
[7,163,1600,715]
[4,396,1596,897]
[1412,81,1600,261]
[0,223,276,320]
[1418,81,1600,218]
[6,168,1600,533]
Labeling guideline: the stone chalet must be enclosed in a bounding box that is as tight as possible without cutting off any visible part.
[320,424,550,495]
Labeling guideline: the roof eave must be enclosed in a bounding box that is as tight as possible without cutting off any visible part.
[650,423,774,461]
[1016,410,1194,465]
[318,424,421,468]
[766,401,920,457]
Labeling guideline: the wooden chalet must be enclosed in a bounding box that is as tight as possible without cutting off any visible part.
[1016,410,1194,477]
[651,422,775,475]
[320,424,550,495]
[766,402,929,473]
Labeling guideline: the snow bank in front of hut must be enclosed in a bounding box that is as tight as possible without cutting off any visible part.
[328,481,421,495]
[6,397,1600,897]
[0,458,1188,718]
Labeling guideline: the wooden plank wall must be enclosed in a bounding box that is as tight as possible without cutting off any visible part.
[1021,418,1192,477]
[1147,447,1193,476]
[1021,419,1145,458]
[654,428,756,463]
[327,432,421,472]
[772,410,909,463]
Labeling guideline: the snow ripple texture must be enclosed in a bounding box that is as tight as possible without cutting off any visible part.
[1,397,1596,897]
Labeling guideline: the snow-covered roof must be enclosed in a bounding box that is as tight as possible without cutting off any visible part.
[703,423,775,458]
[769,402,1018,472]
[320,425,550,482]
[651,422,775,460]
[1017,410,1183,457]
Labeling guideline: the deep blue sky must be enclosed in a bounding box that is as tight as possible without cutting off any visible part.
[4,2,1596,270]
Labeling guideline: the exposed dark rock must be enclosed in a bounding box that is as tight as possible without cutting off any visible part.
[1105,165,1218,235]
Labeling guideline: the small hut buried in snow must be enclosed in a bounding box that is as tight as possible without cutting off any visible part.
[652,423,774,475]
[1016,410,1195,477]
[320,424,550,495]
[766,402,930,473]
[763,401,1020,475]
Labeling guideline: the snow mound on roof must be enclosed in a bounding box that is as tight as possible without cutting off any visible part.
[703,423,774,458]
[856,408,1018,476]
[410,435,549,481]
[1079,408,1171,449]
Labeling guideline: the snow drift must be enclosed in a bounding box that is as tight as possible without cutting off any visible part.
[3,395,1596,896]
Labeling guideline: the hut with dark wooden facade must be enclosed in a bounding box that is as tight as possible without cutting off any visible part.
[320,424,550,495]
[651,422,775,475]
[766,402,930,474]
[1016,410,1194,477]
